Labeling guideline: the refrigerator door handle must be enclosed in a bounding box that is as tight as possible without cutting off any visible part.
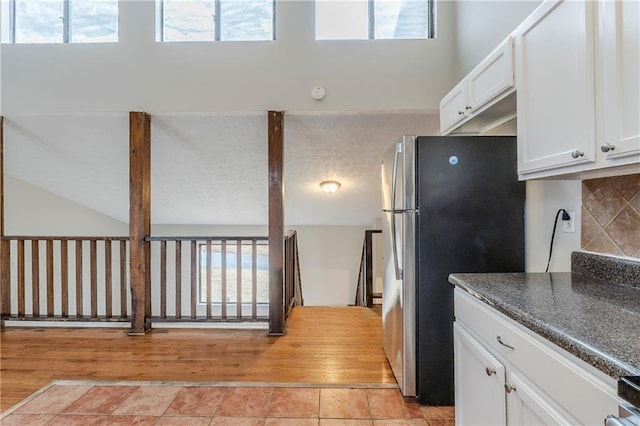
[390,143,403,280]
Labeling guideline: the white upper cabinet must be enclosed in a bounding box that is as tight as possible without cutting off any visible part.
[466,36,515,114]
[516,0,639,179]
[440,36,516,135]
[440,80,469,133]
[599,0,640,163]
[516,0,597,177]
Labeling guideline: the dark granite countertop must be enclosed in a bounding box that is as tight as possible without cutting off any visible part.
[449,271,640,380]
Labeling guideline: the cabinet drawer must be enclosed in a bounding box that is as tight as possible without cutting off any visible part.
[454,288,619,424]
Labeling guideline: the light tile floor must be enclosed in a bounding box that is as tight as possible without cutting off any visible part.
[1,383,455,425]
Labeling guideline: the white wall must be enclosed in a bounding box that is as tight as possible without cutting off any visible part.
[1,1,458,115]
[454,0,541,75]
[525,180,582,272]
[294,225,368,306]
[5,176,128,235]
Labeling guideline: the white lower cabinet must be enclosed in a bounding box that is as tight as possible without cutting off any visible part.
[506,371,576,426]
[454,323,506,425]
[454,323,577,426]
[454,288,620,425]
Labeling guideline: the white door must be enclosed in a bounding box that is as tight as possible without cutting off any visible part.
[506,371,579,426]
[467,36,514,113]
[516,0,597,174]
[440,80,469,133]
[454,323,506,426]
[601,0,640,161]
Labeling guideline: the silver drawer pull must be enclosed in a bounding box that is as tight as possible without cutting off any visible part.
[496,336,515,350]
[504,384,517,393]
[485,367,496,376]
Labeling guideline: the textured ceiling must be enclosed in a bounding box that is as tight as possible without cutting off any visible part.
[4,111,439,226]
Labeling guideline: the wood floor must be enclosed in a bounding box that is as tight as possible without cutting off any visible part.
[0,306,396,412]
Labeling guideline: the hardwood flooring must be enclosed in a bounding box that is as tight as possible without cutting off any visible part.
[0,306,396,412]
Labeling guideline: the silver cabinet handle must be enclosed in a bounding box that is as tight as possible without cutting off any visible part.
[571,149,585,158]
[458,111,465,115]
[485,367,496,376]
[601,143,616,153]
[504,384,517,393]
[496,336,515,350]
[465,105,472,110]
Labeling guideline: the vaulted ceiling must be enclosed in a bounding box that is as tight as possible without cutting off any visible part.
[4,111,439,226]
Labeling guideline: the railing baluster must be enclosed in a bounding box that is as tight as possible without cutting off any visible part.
[221,240,227,320]
[46,240,54,317]
[206,240,212,320]
[365,231,373,307]
[190,240,197,319]
[160,240,167,319]
[120,240,127,318]
[32,240,40,318]
[17,240,25,317]
[252,239,257,320]
[76,240,83,318]
[61,240,68,318]
[0,240,10,318]
[175,241,181,319]
[237,240,242,319]
[105,241,112,319]
[90,240,97,318]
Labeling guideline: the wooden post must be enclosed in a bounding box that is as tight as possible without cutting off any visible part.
[268,111,285,335]
[129,112,151,335]
[0,116,9,323]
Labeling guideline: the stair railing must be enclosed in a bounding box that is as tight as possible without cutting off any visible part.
[354,229,381,307]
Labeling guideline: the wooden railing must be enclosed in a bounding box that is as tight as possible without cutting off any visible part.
[146,236,270,322]
[0,234,300,327]
[0,236,130,321]
[355,230,382,307]
[283,230,303,318]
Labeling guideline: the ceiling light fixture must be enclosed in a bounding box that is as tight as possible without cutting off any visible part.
[320,180,341,194]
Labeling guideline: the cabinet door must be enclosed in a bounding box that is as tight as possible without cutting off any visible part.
[467,36,514,113]
[506,371,579,426]
[516,0,597,175]
[454,323,506,426]
[601,0,640,161]
[440,80,468,134]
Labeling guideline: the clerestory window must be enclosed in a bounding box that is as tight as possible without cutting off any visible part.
[158,0,275,42]
[315,0,435,40]
[1,0,118,44]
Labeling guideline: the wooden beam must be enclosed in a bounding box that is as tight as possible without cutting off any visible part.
[129,112,151,335]
[268,111,285,335]
[0,116,9,322]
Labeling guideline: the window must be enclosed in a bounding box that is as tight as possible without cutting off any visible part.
[315,0,434,40]
[198,241,269,308]
[1,0,118,44]
[159,0,275,42]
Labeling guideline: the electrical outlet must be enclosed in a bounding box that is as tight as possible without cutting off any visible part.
[563,210,575,233]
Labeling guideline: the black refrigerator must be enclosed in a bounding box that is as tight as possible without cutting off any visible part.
[381,135,525,405]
